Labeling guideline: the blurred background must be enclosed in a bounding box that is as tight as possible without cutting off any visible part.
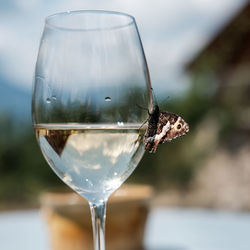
[1,0,250,249]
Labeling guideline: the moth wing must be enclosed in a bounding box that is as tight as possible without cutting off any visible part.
[156,111,179,144]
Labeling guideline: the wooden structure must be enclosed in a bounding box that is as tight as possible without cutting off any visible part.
[40,185,153,250]
[186,1,250,132]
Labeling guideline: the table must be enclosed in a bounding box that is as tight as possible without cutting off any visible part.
[1,207,250,250]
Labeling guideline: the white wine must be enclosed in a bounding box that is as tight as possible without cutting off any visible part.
[35,123,145,202]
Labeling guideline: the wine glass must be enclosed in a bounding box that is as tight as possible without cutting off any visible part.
[32,10,152,250]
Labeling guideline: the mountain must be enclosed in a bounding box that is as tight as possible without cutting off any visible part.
[0,78,31,123]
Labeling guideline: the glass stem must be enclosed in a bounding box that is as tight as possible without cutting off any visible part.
[89,200,107,250]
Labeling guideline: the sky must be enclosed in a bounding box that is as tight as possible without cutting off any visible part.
[0,0,248,97]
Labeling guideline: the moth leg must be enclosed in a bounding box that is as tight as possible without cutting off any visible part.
[144,136,155,152]
[133,132,144,146]
[150,138,161,153]
[139,118,149,130]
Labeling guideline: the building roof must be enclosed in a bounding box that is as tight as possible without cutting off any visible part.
[186,1,250,72]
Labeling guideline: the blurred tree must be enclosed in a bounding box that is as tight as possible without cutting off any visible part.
[0,115,63,209]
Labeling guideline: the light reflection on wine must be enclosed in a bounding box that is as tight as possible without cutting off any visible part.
[35,124,145,201]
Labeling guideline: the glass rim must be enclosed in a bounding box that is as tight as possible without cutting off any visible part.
[45,10,136,32]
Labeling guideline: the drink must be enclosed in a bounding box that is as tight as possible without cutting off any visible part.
[35,123,145,202]
[33,11,151,249]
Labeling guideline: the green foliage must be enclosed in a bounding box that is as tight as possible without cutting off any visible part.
[0,116,63,208]
[0,74,225,206]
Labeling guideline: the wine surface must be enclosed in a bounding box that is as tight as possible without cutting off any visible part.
[35,123,145,202]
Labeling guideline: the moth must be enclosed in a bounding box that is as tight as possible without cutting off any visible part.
[144,105,189,153]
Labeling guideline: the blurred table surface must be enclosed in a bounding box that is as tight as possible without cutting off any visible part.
[1,207,250,250]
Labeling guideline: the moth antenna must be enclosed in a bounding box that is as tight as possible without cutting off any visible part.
[136,104,151,128]
[136,103,149,111]
[136,104,151,116]
[163,96,171,109]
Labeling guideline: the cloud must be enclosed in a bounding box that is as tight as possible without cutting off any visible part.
[0,0,247,95]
